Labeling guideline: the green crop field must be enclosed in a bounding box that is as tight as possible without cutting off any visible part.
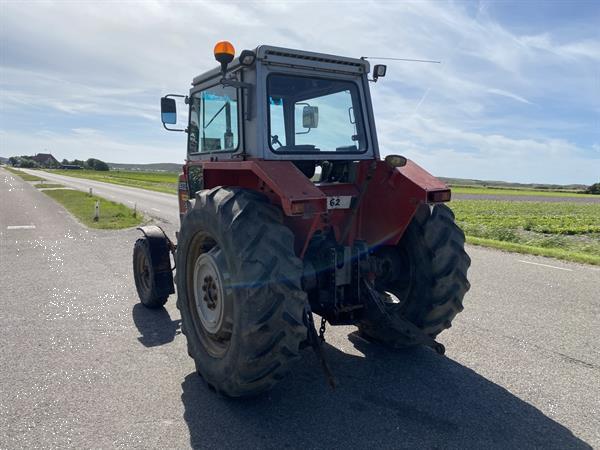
[451,186,597,198]
[51,169,179,194]
[450,199,600,265]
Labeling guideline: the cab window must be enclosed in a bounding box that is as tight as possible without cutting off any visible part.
[267,74,366,153]
[189,85,239,153]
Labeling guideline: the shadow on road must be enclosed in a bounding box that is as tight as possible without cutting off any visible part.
[181,332,590,449]
[131,303,181,347]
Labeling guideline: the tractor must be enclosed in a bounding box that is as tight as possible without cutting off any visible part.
[132,41,471,397]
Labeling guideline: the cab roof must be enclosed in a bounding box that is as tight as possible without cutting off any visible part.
[192,45,370,86]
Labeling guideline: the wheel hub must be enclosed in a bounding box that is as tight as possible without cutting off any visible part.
[202,275,218,309]
[192,250,226,335]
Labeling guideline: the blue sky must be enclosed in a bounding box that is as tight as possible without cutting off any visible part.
[0,0,598,184]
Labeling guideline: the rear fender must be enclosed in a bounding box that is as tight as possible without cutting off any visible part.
[358,159,450,247]
[193,160,327,217]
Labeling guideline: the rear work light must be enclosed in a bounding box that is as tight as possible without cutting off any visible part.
[290,202,305,215]
[427,189,451,203]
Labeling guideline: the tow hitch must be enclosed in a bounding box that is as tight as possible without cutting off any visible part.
[362,280,446,355]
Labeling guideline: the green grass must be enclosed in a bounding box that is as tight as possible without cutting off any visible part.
[4,167,46,182]
[450,199,600,265]
[43,189,143,229]
[50,169,179,194]
[452,185,597,198]
[35,183,65,189]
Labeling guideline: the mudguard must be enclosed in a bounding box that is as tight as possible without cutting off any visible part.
[137,225,175,297]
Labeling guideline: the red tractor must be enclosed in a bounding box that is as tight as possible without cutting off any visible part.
[133,41,470,397]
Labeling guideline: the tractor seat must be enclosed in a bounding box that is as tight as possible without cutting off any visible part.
[293,160,316,179]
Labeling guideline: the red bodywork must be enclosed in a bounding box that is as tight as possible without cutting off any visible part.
[179,159,450,256]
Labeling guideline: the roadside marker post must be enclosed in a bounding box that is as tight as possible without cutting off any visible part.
[94,200,99,222]
[89,188,93,197]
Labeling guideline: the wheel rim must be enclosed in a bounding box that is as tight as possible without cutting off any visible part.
[187,233,233,358]
[192,249,227,334]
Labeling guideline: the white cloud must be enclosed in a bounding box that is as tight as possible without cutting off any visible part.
[486,88,531,105]
[0,0,598,183]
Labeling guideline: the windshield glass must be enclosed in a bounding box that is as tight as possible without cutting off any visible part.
[267,74,366,153]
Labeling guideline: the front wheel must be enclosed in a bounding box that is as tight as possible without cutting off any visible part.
[359,204,471,347]
[176,187,307,397]
[133,237,169,309]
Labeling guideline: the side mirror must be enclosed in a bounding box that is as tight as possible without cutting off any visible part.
[161,97,177,124]
[302,106,319,129]
[373,64,387,82]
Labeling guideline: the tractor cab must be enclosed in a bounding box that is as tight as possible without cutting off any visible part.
[162,44,379,165]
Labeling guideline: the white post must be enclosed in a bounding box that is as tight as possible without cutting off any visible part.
[94,200,100,221]
[89,187,93,197]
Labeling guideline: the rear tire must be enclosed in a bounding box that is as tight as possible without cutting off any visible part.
[359,204,471,347]
[176,187,307,397]
[133,238,169,309]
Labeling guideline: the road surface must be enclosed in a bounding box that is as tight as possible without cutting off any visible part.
[20,168,180,225]
[2,167,599,448]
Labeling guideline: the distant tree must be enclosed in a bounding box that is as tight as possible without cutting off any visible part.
[61,159,69,165]
[83,157,109,171]
[72,159,84,167]
[586,183,600,195]
[84,158,97,170]
[93,160,109,171]
[19,158,39,168]
[8,156,18,166]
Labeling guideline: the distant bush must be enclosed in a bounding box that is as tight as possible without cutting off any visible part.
[19,158,39,168]
[85,158,109,171]
[586,183,600,195]
[94,160,110,171]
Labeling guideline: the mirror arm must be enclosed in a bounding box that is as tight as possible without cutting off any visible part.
[162,123,187,132]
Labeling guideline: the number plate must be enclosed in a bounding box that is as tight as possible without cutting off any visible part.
[327,196,352,209]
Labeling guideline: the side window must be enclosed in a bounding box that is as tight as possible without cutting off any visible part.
[189,85,239,154]
[269,96,287,148]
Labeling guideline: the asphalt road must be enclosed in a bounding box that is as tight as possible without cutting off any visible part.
[20,168,181,225]
[2,167,599,449]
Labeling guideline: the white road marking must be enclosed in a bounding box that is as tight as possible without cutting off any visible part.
[151,208,161,212]
[7,225,36,230]
[518,260,573,272]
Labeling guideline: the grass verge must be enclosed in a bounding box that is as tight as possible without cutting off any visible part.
[50,169,178,194]
[35,183,65,189]
[450,199,600,266]
[4,167,46,182]
[43,189,143,229]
